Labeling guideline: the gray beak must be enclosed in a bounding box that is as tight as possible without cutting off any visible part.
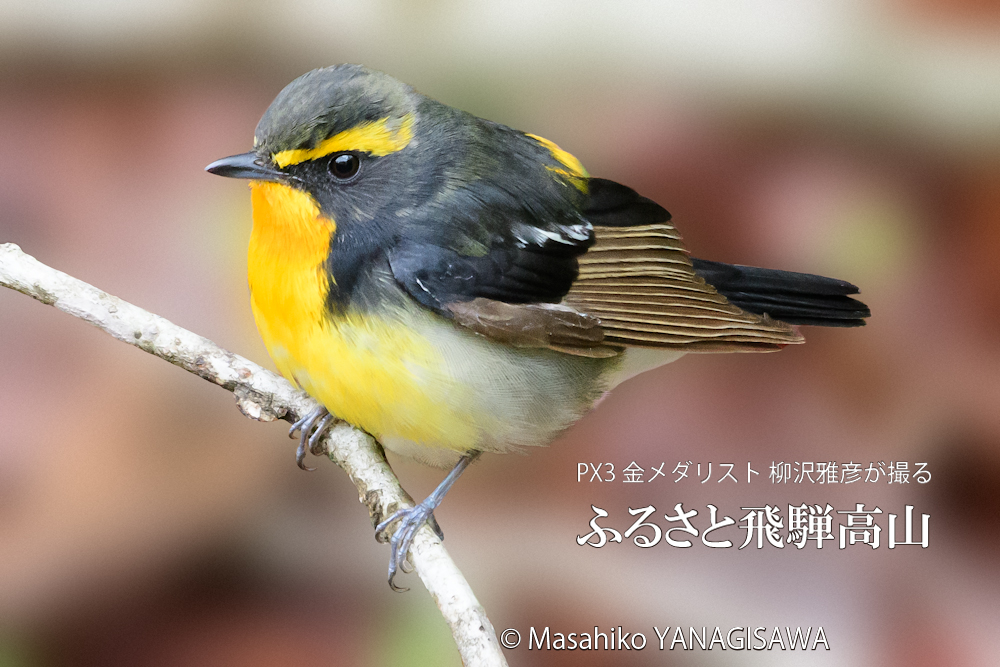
[205,151,285,182]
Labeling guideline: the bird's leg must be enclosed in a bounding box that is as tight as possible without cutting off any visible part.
[288,406,332,470]
[375,450,482,591]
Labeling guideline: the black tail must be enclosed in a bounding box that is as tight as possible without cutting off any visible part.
[691,258,870,327]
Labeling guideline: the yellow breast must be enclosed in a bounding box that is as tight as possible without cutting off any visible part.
[246,182,476,449]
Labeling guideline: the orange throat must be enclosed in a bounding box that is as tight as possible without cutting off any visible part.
[246,182,335,384]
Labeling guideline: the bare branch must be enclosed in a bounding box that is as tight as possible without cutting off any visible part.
[0,242,507,667]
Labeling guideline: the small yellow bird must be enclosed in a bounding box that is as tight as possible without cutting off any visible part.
[206,64,869,589]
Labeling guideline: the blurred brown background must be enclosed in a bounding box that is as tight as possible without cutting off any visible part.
[2,1,999,665]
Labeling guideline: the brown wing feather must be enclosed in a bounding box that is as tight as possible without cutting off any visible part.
[441,222,801,356]
[562,223,804,351]
[445,298,622,358]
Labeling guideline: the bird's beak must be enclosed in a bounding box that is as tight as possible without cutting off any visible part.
[205,151,285,182]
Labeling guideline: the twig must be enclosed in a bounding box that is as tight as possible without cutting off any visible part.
[0,242,507,667]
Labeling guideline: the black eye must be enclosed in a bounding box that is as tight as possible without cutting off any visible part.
[329,153,360,180]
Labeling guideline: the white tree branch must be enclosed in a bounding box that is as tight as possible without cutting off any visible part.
[0,242,507,667]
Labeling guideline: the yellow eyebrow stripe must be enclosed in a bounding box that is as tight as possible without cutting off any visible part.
[272,114,415,168]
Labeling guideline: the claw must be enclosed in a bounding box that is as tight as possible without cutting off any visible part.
[289,406,332,470]
[288,407,321,438]
[374,451,481,591]
[308,413,335,455]
[428,514,444,541]
[377,503,434,591]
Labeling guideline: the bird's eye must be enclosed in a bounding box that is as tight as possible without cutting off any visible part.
[329,153,360,180]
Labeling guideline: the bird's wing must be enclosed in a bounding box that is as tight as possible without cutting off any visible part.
[387,216,621,356]
[387,223,588,308]
[388,175,802,355]
[387,135,621,355]
[562,179,803,352]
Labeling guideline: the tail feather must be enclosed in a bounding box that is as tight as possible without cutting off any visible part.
[691,258,870,328]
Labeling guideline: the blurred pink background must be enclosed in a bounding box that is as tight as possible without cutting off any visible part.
[2,1,999,665]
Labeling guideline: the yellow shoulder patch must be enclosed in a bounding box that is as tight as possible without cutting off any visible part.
[273,114,415,168]
[526,132,590,191]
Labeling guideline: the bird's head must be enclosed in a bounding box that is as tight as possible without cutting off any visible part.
[206,64,432,227]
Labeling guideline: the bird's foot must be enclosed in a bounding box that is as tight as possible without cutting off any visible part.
[373,451,481,591]
[375,500,446,592]
[288,406,333,470]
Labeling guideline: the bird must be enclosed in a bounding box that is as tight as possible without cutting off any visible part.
[206,64,870,589]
